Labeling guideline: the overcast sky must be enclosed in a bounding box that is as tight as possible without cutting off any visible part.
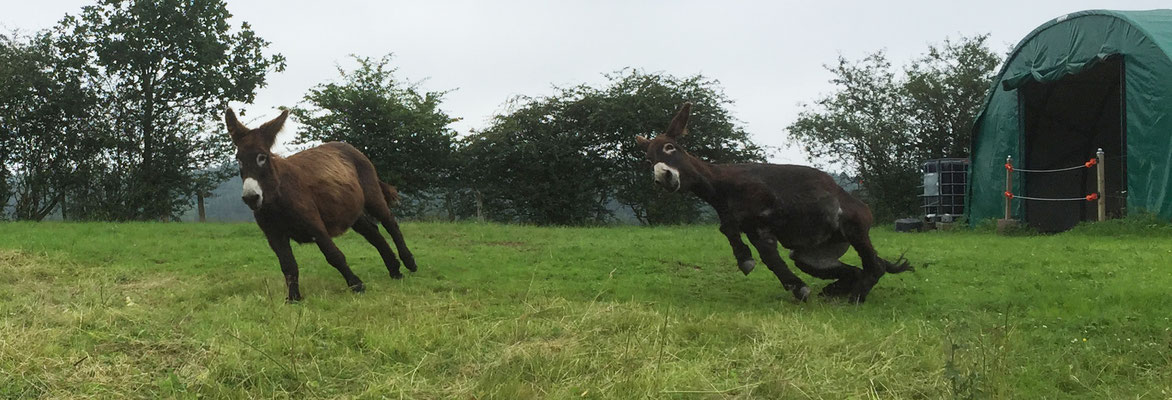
[4,0,1169,163]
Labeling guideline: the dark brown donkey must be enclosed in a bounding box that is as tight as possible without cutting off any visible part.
[225,108,416,302]
[636,103,911,303]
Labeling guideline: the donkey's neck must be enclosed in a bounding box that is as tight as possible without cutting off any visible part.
[684,155,722,204]
[268,154,291,190]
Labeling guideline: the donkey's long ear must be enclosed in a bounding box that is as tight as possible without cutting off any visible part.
[635,135,651,150]
[665,102,692,138]
[225,107,249,143]
[254,109,289,150]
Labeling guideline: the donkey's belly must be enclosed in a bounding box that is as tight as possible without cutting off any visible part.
[760,212,838,250]
[310,187,365,237]
[281,213,353,243]
[776,231,834,249]
[319,209,363,237]
[290,231,316,244]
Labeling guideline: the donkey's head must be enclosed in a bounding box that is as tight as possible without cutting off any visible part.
[636,102,699,192]
[225,108,288,211]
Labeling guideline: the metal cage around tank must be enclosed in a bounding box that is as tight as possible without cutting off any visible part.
[921,158,968,222]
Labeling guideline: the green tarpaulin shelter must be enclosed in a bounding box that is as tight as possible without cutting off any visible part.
[969,9,1172,231]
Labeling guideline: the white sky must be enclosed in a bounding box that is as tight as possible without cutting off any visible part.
[5,0,1169,164]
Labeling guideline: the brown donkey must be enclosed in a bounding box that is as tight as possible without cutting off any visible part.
[225,108,416,302]
[636,103,911,303]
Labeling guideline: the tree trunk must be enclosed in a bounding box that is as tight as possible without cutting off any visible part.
[444,189,455,222]
[475,190,484,222]
[140,68,158,220]
[33,195,60,222]
[197,192,207,222]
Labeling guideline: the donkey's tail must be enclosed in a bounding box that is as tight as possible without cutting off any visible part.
[881,250,915,273]
[380,181,401,206]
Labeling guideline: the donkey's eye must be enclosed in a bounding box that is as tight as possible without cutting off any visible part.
[663,143,676,154]
[256,154,268,167]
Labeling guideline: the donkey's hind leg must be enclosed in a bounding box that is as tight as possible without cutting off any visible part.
[789,241,859,297]
[844,230,885,304]
[352,215,403,279]
[367,204,417,273]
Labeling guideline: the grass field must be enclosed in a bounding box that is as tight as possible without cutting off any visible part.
[1,219,1170,399]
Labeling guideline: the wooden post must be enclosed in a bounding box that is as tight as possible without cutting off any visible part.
[1096,148,1106,222]
[996,155,1022,234]
[1004,155,1013,220]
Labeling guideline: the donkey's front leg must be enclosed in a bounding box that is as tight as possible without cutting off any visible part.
[746,230,810,301]
[717,213,755,275]
[314,235,365,293]
[266,235,302,302]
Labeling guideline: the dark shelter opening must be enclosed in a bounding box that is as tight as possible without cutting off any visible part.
[1020,57,1127,232]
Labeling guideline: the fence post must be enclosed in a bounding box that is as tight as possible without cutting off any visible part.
[1096,148,1106,222]
[1004,155,1013,220]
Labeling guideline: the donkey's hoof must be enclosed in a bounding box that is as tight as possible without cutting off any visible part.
[793,285,811,302]
[738,260,756,275]
[389,271,404,280]
[849,281,875,304]
[350,283,365,293]
[404,257,418,272]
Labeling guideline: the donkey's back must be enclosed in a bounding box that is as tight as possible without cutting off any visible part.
[722,163,866,217]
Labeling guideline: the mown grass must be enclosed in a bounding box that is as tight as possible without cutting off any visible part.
[0,219,1170,399]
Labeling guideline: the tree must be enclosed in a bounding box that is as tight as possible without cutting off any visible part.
[460,69,763,225]
[0,31,102,221]
[55,0,285,220]
[0,33,23,216]
[594,70,763,224]
[787,35,1001,220]
[292,54,457,216]
[458,92,616,225]
[903,35,1002,160]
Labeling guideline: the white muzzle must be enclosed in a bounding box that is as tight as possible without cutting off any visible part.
[653,162,681,192]
[241,177,264,210]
